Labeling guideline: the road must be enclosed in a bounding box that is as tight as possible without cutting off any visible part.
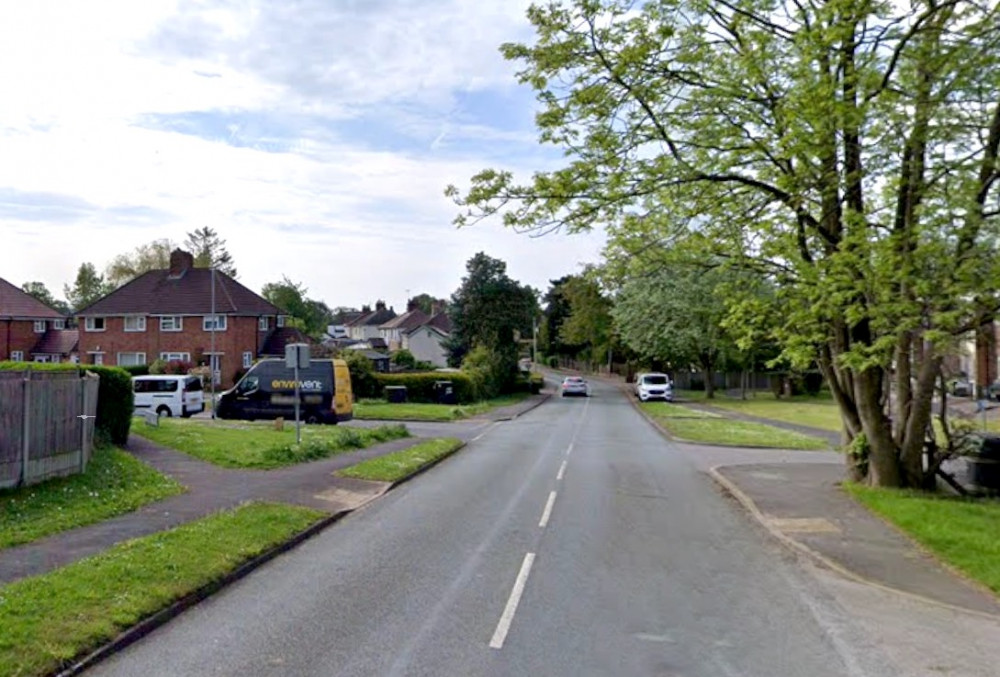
[89,378,899,676]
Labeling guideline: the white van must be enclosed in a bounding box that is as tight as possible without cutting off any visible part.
[133,375,206,418]
[634,372,674,402]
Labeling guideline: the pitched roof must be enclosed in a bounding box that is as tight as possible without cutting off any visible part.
[363,307,396,326]
[0,278,65,320]
[260,327,309,356]
[31,329,79,355]
[379,308,429,331]
[405,312,451,336]
[78,268,281,316]
[344,311,374,327]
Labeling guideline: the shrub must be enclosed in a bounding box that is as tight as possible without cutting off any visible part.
[119,365,149,377]
[162,360,193,375]
[148,358,167,375]
[546,355,559,368]
[462,345,519,399]
[374,372,477,403]
[343,350,379,399]
[391,349,417,370]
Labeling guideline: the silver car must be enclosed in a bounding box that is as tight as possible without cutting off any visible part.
[561,376,590,397]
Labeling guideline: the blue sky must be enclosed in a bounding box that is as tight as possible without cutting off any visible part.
[0,0,606,311]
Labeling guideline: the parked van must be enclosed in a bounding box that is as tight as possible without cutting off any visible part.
[215,358,353,424]
[634,372,673,402]
[133,375,206,418]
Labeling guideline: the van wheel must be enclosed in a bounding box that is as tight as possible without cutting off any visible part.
[305,414,319,425]
[156,406,172,418]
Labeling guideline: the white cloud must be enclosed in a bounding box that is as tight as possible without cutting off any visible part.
[0,0,606,309]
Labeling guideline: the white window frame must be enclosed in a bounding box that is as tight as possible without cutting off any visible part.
[203,315,227,331]
[85,317,106,332]
[124,315,147,332]
[159,352,191,363]
[53,319,65,330]
[10,350,24,361]
[242,351,253,368]
[258,316,268,331]
[33,355,50,363]
[160,316,182,332]
[33,320,46,333]
[117,352,147,367]
[276,315,285,328]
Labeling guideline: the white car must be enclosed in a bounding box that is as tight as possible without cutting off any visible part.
[635,373,673,402]
[561,376,590,397]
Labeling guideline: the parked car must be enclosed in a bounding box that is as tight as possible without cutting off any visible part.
[950,377,973,397]
[634,372,673,402]
[561,376,590,397]
[132,375,205,418]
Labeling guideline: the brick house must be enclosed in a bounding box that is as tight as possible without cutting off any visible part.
[0,277,75,362]
[75,249,302,387]
[346,301,396,341]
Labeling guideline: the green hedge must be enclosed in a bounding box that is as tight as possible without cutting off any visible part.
[374,372,477,403]
[0,362,133,445]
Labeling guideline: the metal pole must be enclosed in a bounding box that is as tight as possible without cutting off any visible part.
[294,361,302,444]
[532,318,538,372]
[210,266,216,419]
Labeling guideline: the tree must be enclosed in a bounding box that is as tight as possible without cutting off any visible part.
[184,227,238,278]
[450,1,1000,488]
[406,293,444,316]
[20,282,69,314]
[447,253,538,376]
[64,263,109,311]
[261,277,332,339]
[559,273,615,369]
[105,239,175,287]
[540,276,577,359]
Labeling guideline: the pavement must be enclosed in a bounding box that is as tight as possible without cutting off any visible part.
[0,391,550,586]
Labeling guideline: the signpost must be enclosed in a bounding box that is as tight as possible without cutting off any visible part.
[285,343,310,444]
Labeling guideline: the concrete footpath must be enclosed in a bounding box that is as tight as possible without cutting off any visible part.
[0,392,550,586]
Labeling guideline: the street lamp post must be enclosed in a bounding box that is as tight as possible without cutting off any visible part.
[210,265,216,419]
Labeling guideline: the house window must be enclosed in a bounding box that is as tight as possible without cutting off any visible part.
[10,351,23,361]
[124,316,147,332]
[85,317,106,332]
[159,352,191,363]
[117,352,146,367]
[92,353,104,366]
[243,351,253,368]
[34,355,50,363]
[160,316,182,332]
[276,315,285,328]
[259,317,268,331]
[70,355,79,364]
[53,319,65,330]
[203,315,227,331]
[33,320,46,333]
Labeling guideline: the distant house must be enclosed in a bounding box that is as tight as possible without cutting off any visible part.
[0,277,76,363]
[379,304,429,351]
[74,249,302,387]
[402,312,452,368]
[346,301,396,341]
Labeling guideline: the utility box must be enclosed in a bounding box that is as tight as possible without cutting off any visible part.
[970,435,1000,491]
[285,343,310,370]
[433,380,456,405]
[385,385,407,403]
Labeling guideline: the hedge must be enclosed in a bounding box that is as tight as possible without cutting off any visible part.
[0,361,133,445]
[374,372,477,403]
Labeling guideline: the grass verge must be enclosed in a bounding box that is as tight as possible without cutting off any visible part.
[353,393,531,421]
[697,394,841,432]
[642,407,828,449]
[845,485,1000,595]
[0,445,183,550]
[133,419,410,469]
[336,438,463,482]
[0,502,324,677]
[638,402,720,419]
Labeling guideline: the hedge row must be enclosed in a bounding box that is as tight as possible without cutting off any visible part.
[0,362,133,445]
[373,372,478,403]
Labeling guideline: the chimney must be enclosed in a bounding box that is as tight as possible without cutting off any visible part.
[375,300,386,311]
[431,300,444,315]
[168,249,194,278]
[407,299,418,312]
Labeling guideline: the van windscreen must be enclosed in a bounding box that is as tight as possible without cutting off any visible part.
[644,375,668,385]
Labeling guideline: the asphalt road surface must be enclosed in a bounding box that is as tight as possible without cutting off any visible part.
[89,378,898,677]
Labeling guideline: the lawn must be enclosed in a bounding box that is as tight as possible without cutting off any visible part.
[0,503,323,677]
[133,419,410,469]
[845,485,1000,595]
[0,445,183,550]
[641,405,829,449]
[691,393,842,432]
[353,393,531,422]
[336,438,464,482]
[638,402,720,419]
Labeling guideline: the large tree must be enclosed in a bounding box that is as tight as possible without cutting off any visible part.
[184,227,238,278]
[447,252,538,368]
[105,239,175,287]
[450,1,1000,488]
[558,272,615,368]
[20,282,69,314]
[261,277,332,339]
[64,262,110,311]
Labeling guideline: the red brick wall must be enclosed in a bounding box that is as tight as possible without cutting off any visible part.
[0,319,47,360]
[77,315,267,387]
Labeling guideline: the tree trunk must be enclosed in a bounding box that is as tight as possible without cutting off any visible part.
[853,368,902,487]
[703,365,715,399]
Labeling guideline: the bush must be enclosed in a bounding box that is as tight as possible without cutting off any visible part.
[462,345,519,399]
[391,349,417,370]
[374,372,477,403]
[342,350,379,399]
[546,356,559,369]
[148,358,167,375]
[0,362,133,445]
[119,365,149,377]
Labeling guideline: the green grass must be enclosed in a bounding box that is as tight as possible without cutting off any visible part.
[845,485,1000,595]
[0,502,323,677]
[133,419,410,469]
[336,438,464,482]
[353,393,531,422]
[0,445,183,550]
[642,406,828,449]
[638,402,720,419]
[698,393,842,432]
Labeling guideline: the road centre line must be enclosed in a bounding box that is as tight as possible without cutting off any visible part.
[489,552,536,650]
[556,460,567,481]
[566,443,574,456]
[538,491,557,528]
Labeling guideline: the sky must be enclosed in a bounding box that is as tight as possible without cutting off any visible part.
[0,0,606,313]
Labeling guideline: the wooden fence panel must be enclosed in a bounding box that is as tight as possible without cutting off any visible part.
[0,374,24,488]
